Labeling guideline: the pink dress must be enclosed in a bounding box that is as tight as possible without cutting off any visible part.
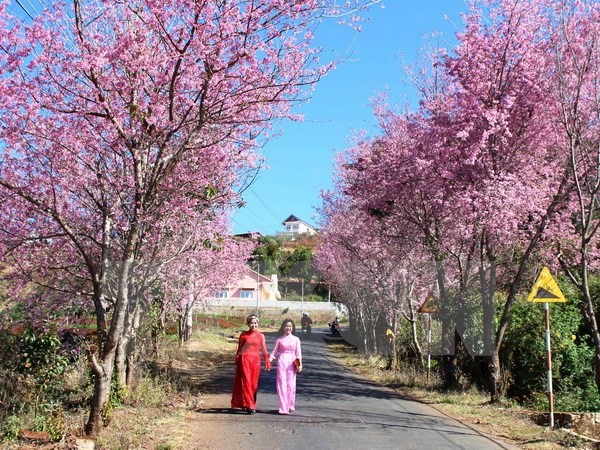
[270,333,302,414]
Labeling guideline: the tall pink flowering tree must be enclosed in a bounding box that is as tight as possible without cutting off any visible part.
[548,0,600,391]
[319,0,597,400]
[0,0,377,434]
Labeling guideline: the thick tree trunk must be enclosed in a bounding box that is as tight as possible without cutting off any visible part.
[406,296,422,362]
[434,257,458,389]
[479,239,497,396]
[115,337,129,390]
[178,316,185,345]
[86,228,138,435]
[85,353,115,435]
[115,298,142,389]
[391,317,399,371]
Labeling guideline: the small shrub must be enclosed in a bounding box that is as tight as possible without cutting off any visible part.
[128,377,169,407]
[1,415,21,442]
[42,403,66,441]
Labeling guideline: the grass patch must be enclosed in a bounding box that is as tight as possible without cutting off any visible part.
[95,328,239,449]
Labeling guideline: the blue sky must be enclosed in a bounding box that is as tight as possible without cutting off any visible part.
[231,1,467,236]
[7,0,467,236]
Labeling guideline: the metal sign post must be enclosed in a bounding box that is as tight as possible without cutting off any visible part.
[427,313,432,384]
[418,292,438,386]
[544,302,555,428]
[527,266,566,429]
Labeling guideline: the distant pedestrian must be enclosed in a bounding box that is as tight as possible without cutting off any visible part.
[231,314,271,414]
[269,319,302,415]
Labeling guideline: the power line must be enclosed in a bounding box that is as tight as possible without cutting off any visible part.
[232,209,278,235]
[249,187,283,224]
[13,0,35,20]
[240,207,279,234]
[23,0,41,17]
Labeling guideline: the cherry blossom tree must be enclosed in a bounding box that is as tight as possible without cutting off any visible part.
[432,0,571,399]
[318,0,598,400]
[0,0,378,435]
[548,0,600,391]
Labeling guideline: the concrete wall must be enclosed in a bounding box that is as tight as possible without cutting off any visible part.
[195,299,347,327]
[202,297,344,311]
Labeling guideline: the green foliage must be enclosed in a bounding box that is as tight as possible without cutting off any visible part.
[37,402,66,441]
[0,415,21,442]
[253,236,286,275]
[253,237,315,279]
[18,328,70,380]
[502,300,547,398]
[307,294,327,302]
[394,318,423,363]
[501,289,600,411]
[128,377,168,407]
[0,319,91,443]
[283,293,327,302]
[110,375,128,408]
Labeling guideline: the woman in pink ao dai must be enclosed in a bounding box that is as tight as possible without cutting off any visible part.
[269,319,302,415]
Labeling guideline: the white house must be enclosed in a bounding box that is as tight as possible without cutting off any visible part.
[281,214,317,236]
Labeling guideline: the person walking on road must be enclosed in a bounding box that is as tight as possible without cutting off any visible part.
[231,314,271,414]
[269,319,302,415]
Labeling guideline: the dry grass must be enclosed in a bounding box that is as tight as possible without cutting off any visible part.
[94,328,238,450]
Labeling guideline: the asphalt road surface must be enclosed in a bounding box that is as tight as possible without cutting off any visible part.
[196,327,518,450]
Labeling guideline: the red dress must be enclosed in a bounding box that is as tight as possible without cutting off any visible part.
[231,330,270,410]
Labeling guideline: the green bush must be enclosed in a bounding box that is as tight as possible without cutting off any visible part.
[0,323,89,442]
[0,415,21,442]
[283,293,327,302]
[501,291,600,411]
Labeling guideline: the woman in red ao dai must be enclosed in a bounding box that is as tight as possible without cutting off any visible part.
[231,314,271,414]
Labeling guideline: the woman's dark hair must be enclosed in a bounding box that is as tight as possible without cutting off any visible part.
[277,319,296,337]
[246,314,259,325]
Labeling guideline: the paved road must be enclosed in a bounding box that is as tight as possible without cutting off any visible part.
[196,327,518,450]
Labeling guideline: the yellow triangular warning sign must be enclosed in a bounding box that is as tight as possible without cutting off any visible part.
[418,293,439,313]
[527,267,567,303]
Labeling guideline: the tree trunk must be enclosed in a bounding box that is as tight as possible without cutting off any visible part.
[86,228,138,435]
[391,312,399,371]
[434,257,458,389]
[489,349,502,402]
[115,337,128,390]
[85,352,115,435]
[581,288,600,392]
[406,294,423,362]
[115,297,142,389]
[479,238,497,395]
